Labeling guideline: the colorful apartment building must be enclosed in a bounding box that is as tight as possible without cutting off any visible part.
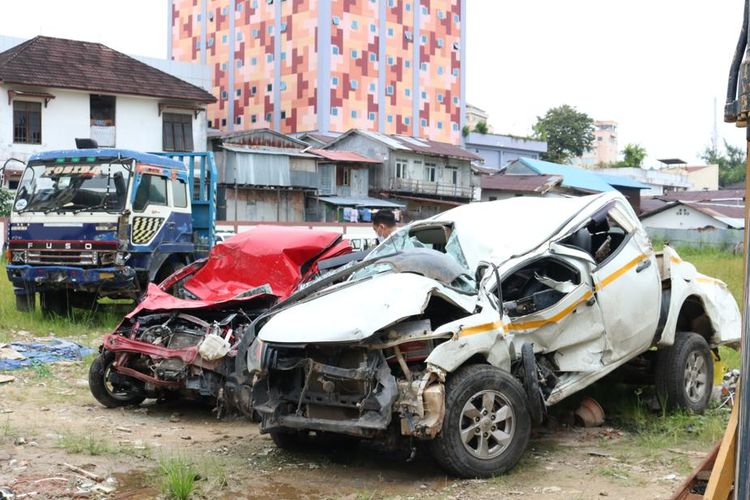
[169,0,466,144]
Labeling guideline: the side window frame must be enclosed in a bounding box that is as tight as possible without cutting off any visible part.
[132,173,168,212]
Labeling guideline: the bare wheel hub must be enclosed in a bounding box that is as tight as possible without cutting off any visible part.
[684,351,708,403]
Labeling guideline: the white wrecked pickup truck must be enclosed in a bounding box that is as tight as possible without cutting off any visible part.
[231,192,740,478]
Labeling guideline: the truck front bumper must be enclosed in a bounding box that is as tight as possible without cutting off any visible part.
[6,265,137,294]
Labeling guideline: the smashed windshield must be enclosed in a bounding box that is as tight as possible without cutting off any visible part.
[14,161,132,214]
[350,225,475,292]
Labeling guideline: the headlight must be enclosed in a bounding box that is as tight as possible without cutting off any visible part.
[99,252,116,266]
[11,250,26,263]
[114,252,129,266]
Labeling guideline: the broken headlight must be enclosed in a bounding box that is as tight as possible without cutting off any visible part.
[99,251,117,266]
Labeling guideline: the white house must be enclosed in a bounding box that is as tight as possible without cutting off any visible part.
[640,201,744,230]
[0,36,215,188]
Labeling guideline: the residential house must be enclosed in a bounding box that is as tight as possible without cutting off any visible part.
[211,129,319,221]
[480,174,563,201]
[640,201,744,230]
[595,166,691,196]
[464,132,547,170]
[505,158,651,213]
[0,36,215,189]
[307,149,403,223]
[322,129,482,220]
[663,165,720,191]
[577,120,618,167]
[296,132,340,148]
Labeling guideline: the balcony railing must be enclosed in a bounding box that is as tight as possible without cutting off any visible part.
[388,177,473,199]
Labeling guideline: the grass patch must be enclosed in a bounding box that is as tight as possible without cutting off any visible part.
[0,264,122,339]
[29,360,53,379]
[58,432,117,456]
[159,456,198,500]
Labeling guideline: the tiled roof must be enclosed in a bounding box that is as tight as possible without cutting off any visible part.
[480,174,562,193]
[309,149,382,163]
[0,36,215,103]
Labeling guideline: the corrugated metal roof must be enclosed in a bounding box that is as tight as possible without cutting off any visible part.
[516,158,615,193]
[480,174,563,193]
[595,173,652,190]
[221,144,318,158]
[325,129,482,161]
[309,149,382,163]
[316,196,405,208]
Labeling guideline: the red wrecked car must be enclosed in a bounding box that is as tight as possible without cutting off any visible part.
[88,226,352,413]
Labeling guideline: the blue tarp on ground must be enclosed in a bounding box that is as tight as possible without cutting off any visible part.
[0,339,94,371]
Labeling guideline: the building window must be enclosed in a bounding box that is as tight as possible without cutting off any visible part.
[162,113,194,152]
[251,85,257,95]
[236,31,243,41]
[453,68,459,76]
[222,34,228,43]
[437,38,444,48]
[405,2,411,11]
[386,85,394,95]
[453,96,459,105]
[281,51,287,60]
[404,116,410,125]
[351,110,358,118]
[452,122,459,131]
[387,56,394,65]
[405,88,411,97]
[280,81,287,91]
[251,57,257,65]
[351,49,358,59]
[280,22,287,32]
[90,94,115,126]
[236,115,242,125]
[420,34,427,45]
[369,52,377,62]
[265,112,272,121]
[331,107,339,116]
[387,115,393,123]
[221,90,228,100]
[350,79,358,90]
[454,14,460,23]
[369,82,376,93]
[221,118,227,127]
[395,159,407,179]
[337,166,351,186]
[332,45,340,55]
[251,114,257,123]
[237,59,243,68]
[437,94,443,102]
[370,23,376,32]
[421,118,427,127]
[368,111,376,120]
[266,53,273,63]
[437,121,443,129]
[267,83,273,92]
[236,88,242,97]
[421,91,427,99]
[221,62,227,71]
[252,29,259,38]
[420,62,428,71]
[405,31,413,41]
[351,20,358,29]
[387,27,394,37]
[404,59,411,68]
[332,15,340,25]
[424,162,436,182]
[421,5,428,15]
[438,9,444,19]
[13,101,41,144]
[446,167,458,185]
[437,66,444,75]
[281,110,286,119]
[332,76,339,87]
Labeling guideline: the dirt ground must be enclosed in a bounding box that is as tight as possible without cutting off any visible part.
[0,353,714,500]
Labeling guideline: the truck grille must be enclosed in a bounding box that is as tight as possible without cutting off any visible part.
[25,249,104,266]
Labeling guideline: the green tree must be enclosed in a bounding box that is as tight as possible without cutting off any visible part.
[532,105,595,164]
[473,120,489,134]
[618,144,647,168]
[701,140,746,187]
[0,188,12,217]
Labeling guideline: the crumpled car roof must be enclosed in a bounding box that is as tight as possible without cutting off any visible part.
[429,193,611,269]
[130,226,351,316]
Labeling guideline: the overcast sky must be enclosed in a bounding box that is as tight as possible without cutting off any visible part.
[1,0,746,165]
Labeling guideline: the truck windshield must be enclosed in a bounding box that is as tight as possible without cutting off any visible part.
[13,161,132,214]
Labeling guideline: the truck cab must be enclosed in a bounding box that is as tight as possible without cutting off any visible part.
[5,148,216,315]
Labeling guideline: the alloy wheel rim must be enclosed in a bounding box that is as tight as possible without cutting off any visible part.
[459,390,515,460]
[684,351,708,403]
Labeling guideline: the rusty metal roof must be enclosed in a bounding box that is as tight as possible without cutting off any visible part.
[0,36,215,103]
[480,174,563,194]
[310,149,383,163]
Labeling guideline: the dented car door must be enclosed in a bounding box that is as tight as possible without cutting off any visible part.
[588,202,661,364]
[500,252,607,373]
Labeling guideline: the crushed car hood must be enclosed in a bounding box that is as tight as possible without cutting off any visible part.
[130,226,351,316]
[258,272,477,344]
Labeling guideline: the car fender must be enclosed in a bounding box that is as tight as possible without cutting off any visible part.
[426,300,513,373]
[658,246,741,347]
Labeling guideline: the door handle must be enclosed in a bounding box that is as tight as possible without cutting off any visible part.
[167,221,176,228]
[636,259,651,273]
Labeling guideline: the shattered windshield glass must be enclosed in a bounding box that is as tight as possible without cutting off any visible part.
[351,238,475,293]
[14,161,132,214]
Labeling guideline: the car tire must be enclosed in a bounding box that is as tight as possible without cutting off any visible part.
[154,260,184,286]
[430,364,531,478]
[655,331,713,413]
[89,352,146,408]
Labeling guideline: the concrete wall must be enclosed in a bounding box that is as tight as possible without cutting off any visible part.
[0,86,207,166]
[325,133,389,189]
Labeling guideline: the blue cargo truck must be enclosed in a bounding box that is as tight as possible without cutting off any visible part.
[5,148,216,315]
